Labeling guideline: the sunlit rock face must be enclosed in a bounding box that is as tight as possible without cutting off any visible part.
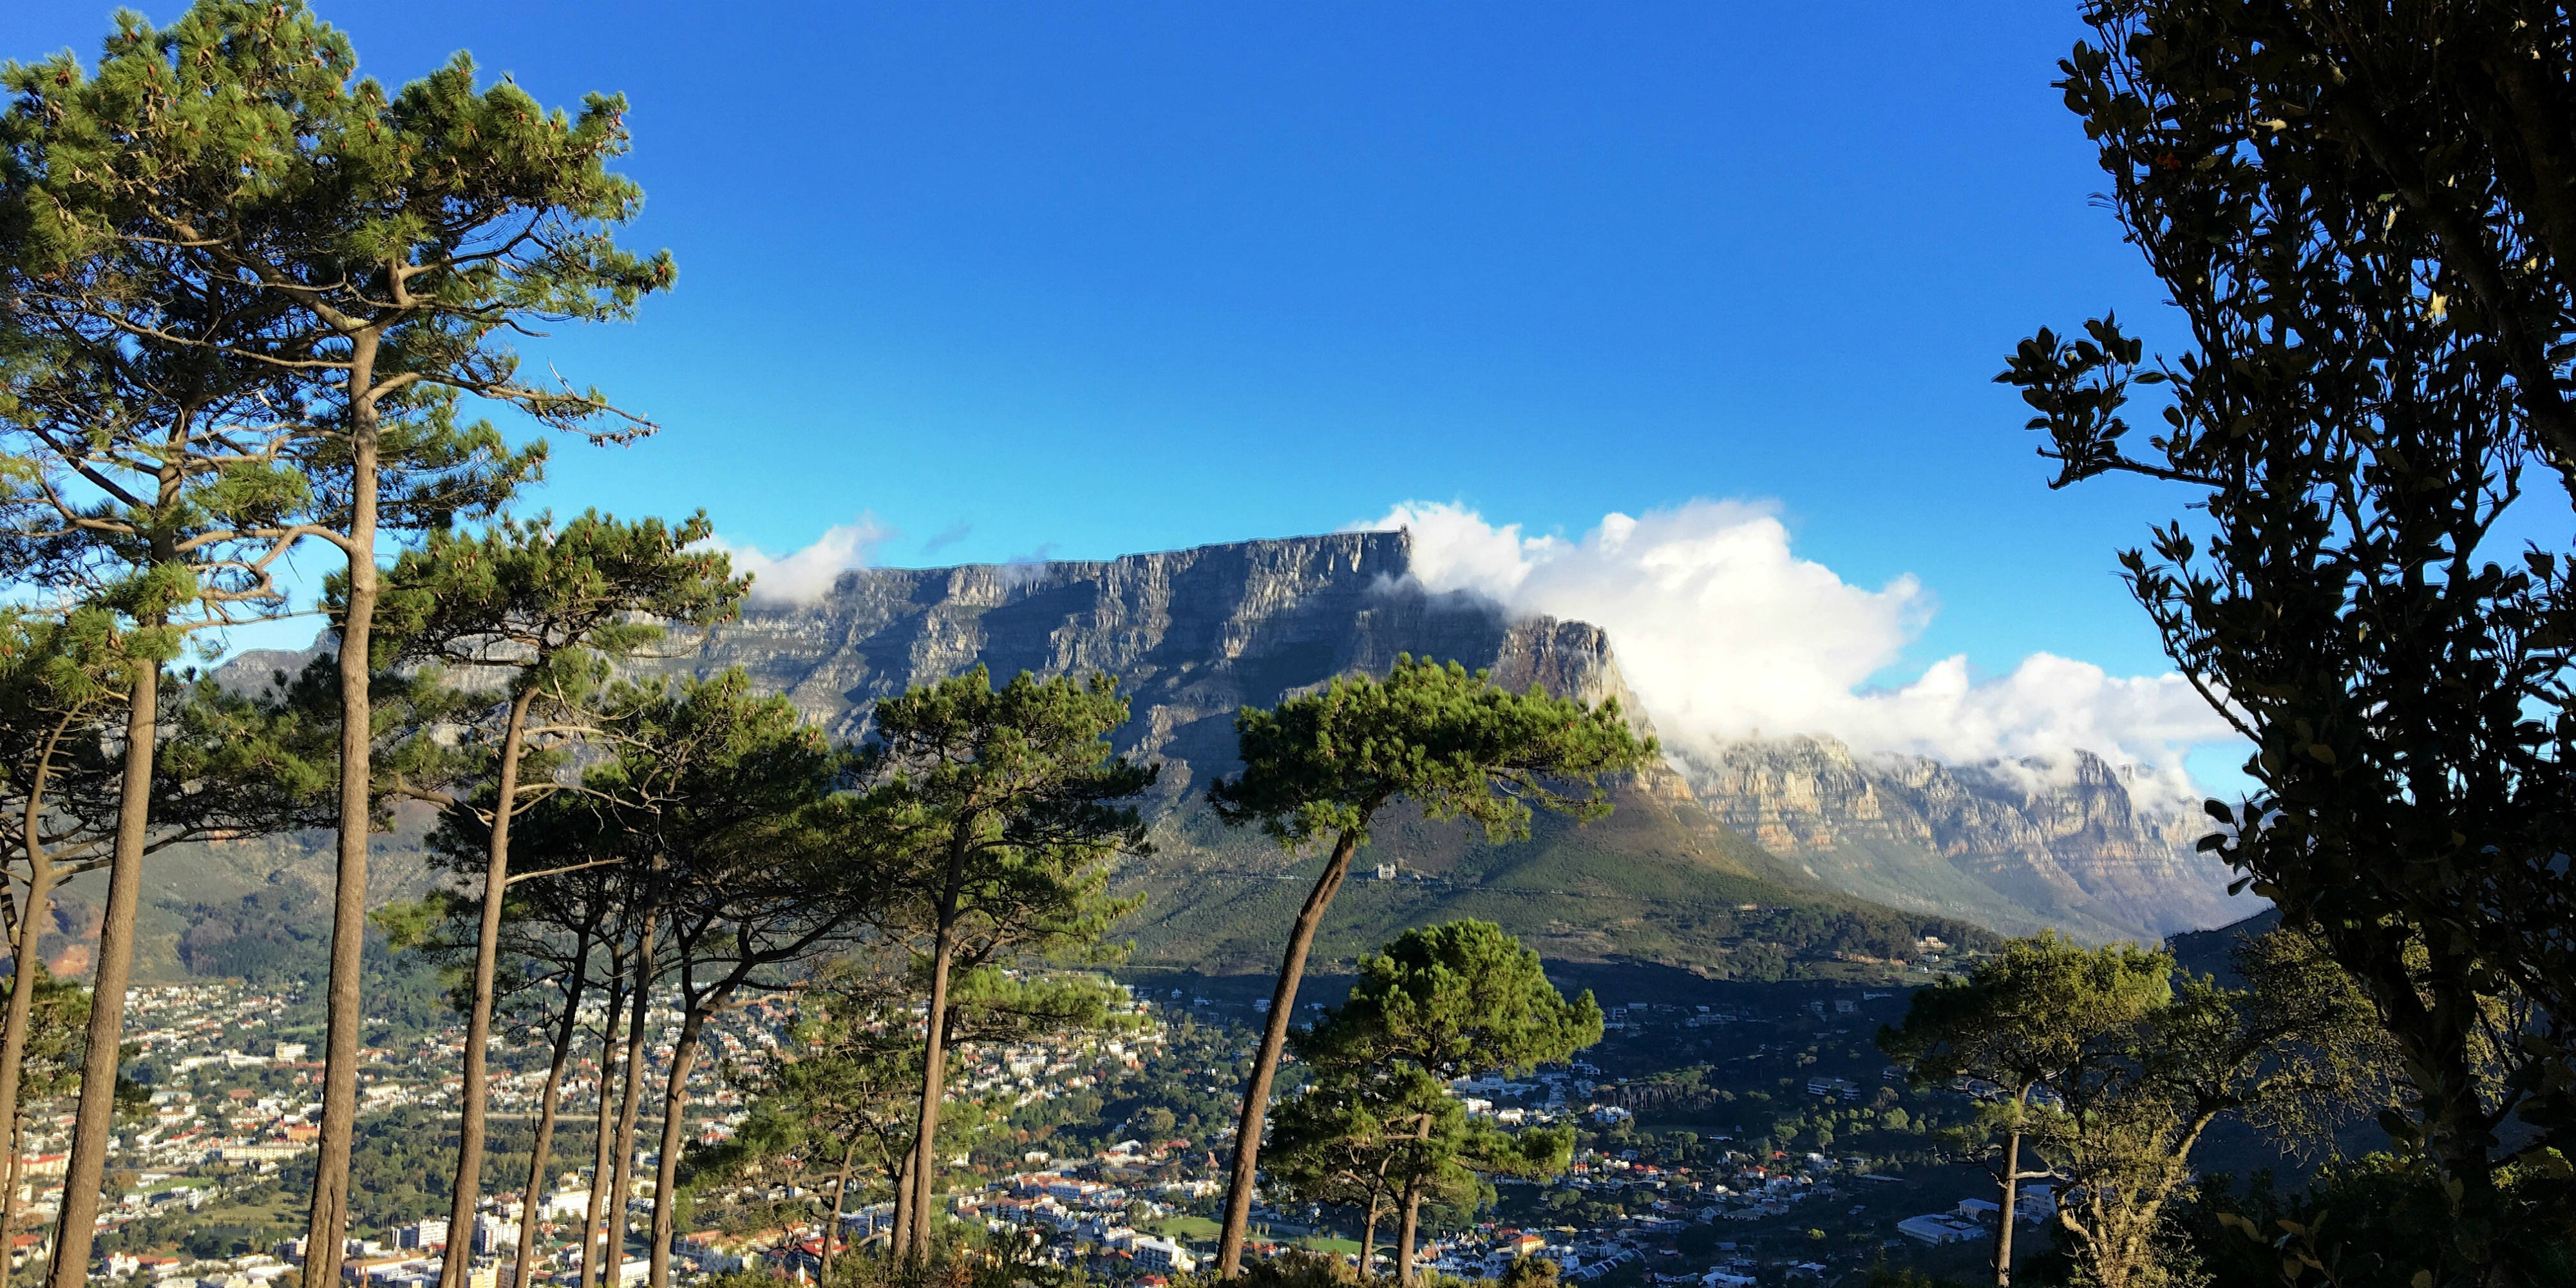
[1674,734,2246,942]
[649,530,1647,805]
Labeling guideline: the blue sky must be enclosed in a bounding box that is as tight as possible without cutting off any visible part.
[5,2,2247,784]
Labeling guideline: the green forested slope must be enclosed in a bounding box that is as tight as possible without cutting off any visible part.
[1112,781,1998,980]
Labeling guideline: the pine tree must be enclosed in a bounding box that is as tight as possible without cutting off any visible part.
[0,6,672,1275]
[1877,933,2172,1287]
[573,672,857,1288]
[1204,657,1648,1276]
[853,665,1157,1264]
[361,511,741,1288]
[0,609,329,1279]
[1287,921,1599,1285]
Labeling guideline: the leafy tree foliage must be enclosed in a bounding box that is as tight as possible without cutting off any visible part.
[1880,933,2171,1287]
[855,664,1156,1263]
[2178,1154,2576,1288]
[2000,4,2576,1278]
[1281,921,1600,1285]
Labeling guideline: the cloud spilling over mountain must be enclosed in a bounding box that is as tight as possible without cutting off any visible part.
[708,515,893,603]
[1359,500,2235,807]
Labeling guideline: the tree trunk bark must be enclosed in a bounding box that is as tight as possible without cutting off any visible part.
[821,1134,859,1282]
[4,1108,24,1284]
[517,923,594,1282]
[1217,828,1360,1276]
[305,350,383,1288]
[2417,946,2503,1268]
[888,1132,913,1264]
[0,719,67,1267]
[580,972,628,1288]
[1396,1183,1423,1288]
[1359,1191,1383,1281]
[45,661,160,1288]
[607,918,658,1278]
[645,1004,709,1288]
[446,687,539,1288]
[904,828,972,1267]
[1993,1096,2024,1288]
[904,918,959,1264]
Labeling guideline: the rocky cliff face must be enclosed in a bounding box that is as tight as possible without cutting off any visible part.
[650,530,1647,803]
[1672,735,2248,942]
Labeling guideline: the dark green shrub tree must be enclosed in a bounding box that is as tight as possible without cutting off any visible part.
[2002,5,2576,1277]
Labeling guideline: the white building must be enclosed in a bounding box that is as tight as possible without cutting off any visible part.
[1897,1214,1980,1245]
[471,1215,520,1253]
[1132,1237,1195,1274]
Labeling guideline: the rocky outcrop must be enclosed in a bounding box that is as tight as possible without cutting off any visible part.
[1673,735,2248,942]
[645,530,1653,802]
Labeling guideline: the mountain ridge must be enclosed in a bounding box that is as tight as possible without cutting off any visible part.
[1674,734,2247,942]
[188,529,2245,983]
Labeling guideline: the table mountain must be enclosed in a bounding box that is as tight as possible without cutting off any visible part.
[191,529,2238,982]
[652,529,1645,808]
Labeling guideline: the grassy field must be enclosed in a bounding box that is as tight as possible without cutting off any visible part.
[1296,1236,1363,1256]
[1146,1216,1223,1242]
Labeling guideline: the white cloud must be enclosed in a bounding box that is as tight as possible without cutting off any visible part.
[710,515,895,603]
[1360,500,2237,802]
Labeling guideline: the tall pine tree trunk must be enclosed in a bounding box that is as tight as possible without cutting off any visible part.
[46,659,160,1288]
[1359,1191,1384,1281]
[1217,828,1359,1276]
[443,687,538,1288]
[889,1130,913,1262]
[307,346,384,1288]
[4,1106,23,1283]
[1993,1087,2027,1288]
[0,718,69,1265]
[904,835,970,1265]
[607,920,658,1277]
[1396,1180,1424,1287]
[516,923,594,1282]
[905,919,959,1264]
[579,971,627,1288]
[820,1135,859,1282]
[645,1006,710,1288]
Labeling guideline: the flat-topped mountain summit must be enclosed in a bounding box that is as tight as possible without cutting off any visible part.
[650,529,1644,806]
